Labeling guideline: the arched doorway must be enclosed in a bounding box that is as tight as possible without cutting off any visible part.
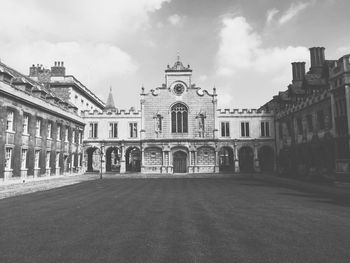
[258,146,274,172]
[106,147,121,172]
[219,147,234,171]
[125,147,141,172]
[239,146,254,172]
[173,151,187,173]
[86,147,99,172]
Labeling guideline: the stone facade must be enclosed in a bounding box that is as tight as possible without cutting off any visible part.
[261,47,350,178]
[0,61,85,182]
[83,59,275,174]
[29,62,105,114]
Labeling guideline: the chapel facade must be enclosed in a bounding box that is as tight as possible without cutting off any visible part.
[83,58,275,174]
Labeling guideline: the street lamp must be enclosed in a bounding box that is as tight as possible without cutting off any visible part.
[100,143,105,179]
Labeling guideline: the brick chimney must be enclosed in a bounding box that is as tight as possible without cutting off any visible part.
[51,61,66,77]
[291,62,305,83]
[309,47,325,73]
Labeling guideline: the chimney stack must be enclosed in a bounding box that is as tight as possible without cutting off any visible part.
[51,61,66,77]
[292,62,305,82]
[309,47,325,70]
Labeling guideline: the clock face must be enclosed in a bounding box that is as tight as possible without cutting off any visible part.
[174,83,184,95]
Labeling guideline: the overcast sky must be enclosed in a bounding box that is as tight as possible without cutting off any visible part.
[1,0,349,109]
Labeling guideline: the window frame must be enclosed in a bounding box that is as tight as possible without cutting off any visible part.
[171,103,188,133]
[241,122,250,137]
[129,122,138,138]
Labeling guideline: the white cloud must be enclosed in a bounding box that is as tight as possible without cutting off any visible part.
[0,0,170,43]
[215,15,309,108]
[278,2,310,25]
[216,16,308,76]
[216,16,261,76]
[337,46,350,53]
[1,41,137,98]
[168,14,185,26]
[0,0,170,102]
[266,8,279,25]
[199,75,208,82]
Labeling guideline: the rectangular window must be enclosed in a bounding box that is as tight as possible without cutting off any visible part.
[79,132,83,144]
[129,122,138,138]
[5,147,13,170]
[65,127,69,142]
[56,153,60,168]
[77,154,81,167]
[72,130,76,143]
[6,111,14,131]
[307,114,313,132]
[221,122,230,137]
[261,121,270,137]
[21,149,27,169]
[23,115,29,134]
[317,110,325,130]
[35,150,40,168]
[47,122,52,139]
[109,123,118,138]
[57,125,61,141]
[35,119,41,137]
[89,123,98,138]
[46,152,51,168]
[296,118,303,135]
[241,122,250,137]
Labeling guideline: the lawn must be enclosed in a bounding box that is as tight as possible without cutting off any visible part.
[0,177,349,263]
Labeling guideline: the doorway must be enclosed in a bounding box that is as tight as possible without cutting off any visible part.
[173,151,187,173]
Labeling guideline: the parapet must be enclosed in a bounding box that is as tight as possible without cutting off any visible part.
[217,108,274,115]
[82,107,141,117]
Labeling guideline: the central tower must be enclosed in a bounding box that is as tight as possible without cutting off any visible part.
[165,56,192,91]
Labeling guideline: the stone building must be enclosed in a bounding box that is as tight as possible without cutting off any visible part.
[0,61,85,182]
[1,57,276,182]
[261,47,350,177]
[29,62,105,114]
[83,58,275,174]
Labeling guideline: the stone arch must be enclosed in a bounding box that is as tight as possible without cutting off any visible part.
[258,145,274,172]
[86,146,100,172]
[125,146,141,172]
[219,146,234,171]
[238,146,254,172]
[106,146,121,172]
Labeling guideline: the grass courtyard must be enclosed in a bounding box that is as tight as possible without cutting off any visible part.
[0,176,350,263]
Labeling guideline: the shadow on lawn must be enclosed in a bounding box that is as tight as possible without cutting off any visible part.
[233,176,350,207]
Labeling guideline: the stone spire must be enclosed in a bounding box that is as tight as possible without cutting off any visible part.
[105,86,116,110]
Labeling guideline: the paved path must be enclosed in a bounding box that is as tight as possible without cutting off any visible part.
[0,173,98,200]
[0,177,349,263]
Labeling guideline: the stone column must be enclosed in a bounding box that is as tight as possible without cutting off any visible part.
[214,150,219,173]
[345,85,350,154]
[253,142,260,173]
[120,145,126,173]
[234,142,240,173]
[169,151,173,173]
[194,150,198,173]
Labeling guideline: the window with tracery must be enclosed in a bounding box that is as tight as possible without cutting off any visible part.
[171,103,188,133]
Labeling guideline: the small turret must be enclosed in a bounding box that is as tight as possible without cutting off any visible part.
[105,86,116,110]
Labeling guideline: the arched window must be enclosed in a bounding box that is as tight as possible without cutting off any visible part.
[171,103,188,133]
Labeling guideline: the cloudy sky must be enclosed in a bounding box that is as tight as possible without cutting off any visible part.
[1,0,349,109]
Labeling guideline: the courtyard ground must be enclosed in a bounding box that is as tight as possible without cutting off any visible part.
[0,175,350,263]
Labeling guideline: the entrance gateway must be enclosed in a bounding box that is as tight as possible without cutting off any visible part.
[173,151,187,173]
